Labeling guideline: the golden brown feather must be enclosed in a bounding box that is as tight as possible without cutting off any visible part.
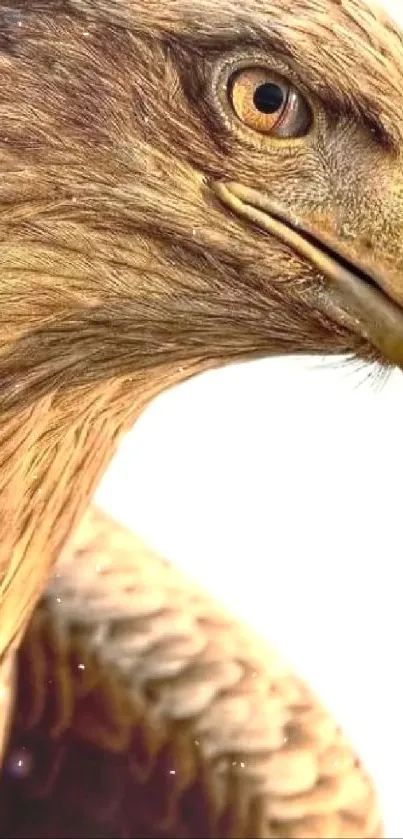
[0,0,401,835]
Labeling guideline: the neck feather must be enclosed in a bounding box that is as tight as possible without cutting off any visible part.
[0,366,197,660]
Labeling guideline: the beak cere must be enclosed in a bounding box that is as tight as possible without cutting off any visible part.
[211,180,403,369]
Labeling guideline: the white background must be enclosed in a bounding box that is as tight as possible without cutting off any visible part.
[97,358,403,838]
[378,0,403,28]
[97,1,403,835]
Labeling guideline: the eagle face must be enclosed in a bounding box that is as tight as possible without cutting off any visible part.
[0,0,403,409]
[0,0,403,653]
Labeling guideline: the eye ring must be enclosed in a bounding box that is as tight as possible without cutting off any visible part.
[228,67,312,139]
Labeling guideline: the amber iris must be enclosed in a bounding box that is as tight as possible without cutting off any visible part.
[229,68,312,138]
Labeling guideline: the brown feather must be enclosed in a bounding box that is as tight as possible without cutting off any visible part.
[0,1,401,834]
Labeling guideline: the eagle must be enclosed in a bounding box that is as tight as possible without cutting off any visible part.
[0,0,401,835]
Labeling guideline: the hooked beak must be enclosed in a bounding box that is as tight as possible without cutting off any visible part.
[211,180,403,368]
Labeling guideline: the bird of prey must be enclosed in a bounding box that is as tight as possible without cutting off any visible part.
[0,0,401,836]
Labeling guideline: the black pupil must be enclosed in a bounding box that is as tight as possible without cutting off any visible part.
[253,83,285,114]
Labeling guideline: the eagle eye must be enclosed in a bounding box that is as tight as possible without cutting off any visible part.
[228,67,312,139]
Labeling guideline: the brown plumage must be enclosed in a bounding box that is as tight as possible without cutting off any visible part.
[0,0,401,835]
